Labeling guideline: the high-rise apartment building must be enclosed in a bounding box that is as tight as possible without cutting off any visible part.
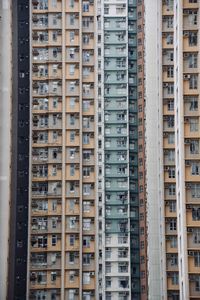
[157,0,200,299]
[28,0,96,299]
[97,0,140,299]
[2,0,199,300]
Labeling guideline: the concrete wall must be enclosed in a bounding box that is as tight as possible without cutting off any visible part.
[145,0,162,299]
[0,0,12,299]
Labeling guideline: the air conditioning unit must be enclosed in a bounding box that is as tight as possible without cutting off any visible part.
[186,183,191,189]
[186,204,192,210]
[163,132,168,137]
[184,139,190,144]
[184,117,190,123]
[188,251,195,256]
[184,74,190,80]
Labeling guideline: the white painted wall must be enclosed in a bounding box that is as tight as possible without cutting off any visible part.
[145,0,162,299]
[0,0,12,299]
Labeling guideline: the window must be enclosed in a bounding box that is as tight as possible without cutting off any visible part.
[106,277,111,288]
[70,0,74,8]
[190,140,199,154]
[83,133,90,144]
[190,118,198,132]
[83,254,91,265]
[169,219,177,231]
[189,75,198,89]
[83,184,91,195]
[192,207,200,221]
[69,217,76,228]
[83,273,90,284]
[69,252,75,264]
[70,164,75,176]
[52,31,57,42]
[52,0,57,8]
[191,163,200,175]
[51,271,57,282]
[53,97,58,108]
[69,200,75,212]
[166,34,173,45]
[83,100,90,112]
[69,271,75,282]
[51,217,57,229]
[69,81,75,92]
[69,235,75,246]
[104,4,109,15]
[169,201,176,212]
[70,14,75,26]
[83,34,90,44]
[52,200,57,211]
[168,167,175,178]
[69,48,75,59]
[194,253,200,267]
[171,273,179,285]
[195,277,200,292]
[193,229,200,244]
[188,53,198,68]
[69,65,75,75]
[189,97,198,111]
[167,83,174,95]
[83,218,91,231]
[167,116,174,128]
[191,184,200,198]
[167,66,174,78]
[70,182,75,193]
[70,131,75,142]
[189,32,198,46]
[168,133,175,144]
[69,148,75,159]
[188,10,198,26]
[83,2,89,12]
[70,31,75,42]
[171,236,177,248]
[166,16,173,28]
[83,201,91,213]
[83,236,90,247]
[106,262,111,273]
[52,235,57,246]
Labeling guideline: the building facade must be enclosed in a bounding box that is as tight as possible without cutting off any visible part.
[158,0,200,299]
[28,0,96,299]
[3,0,199,300]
